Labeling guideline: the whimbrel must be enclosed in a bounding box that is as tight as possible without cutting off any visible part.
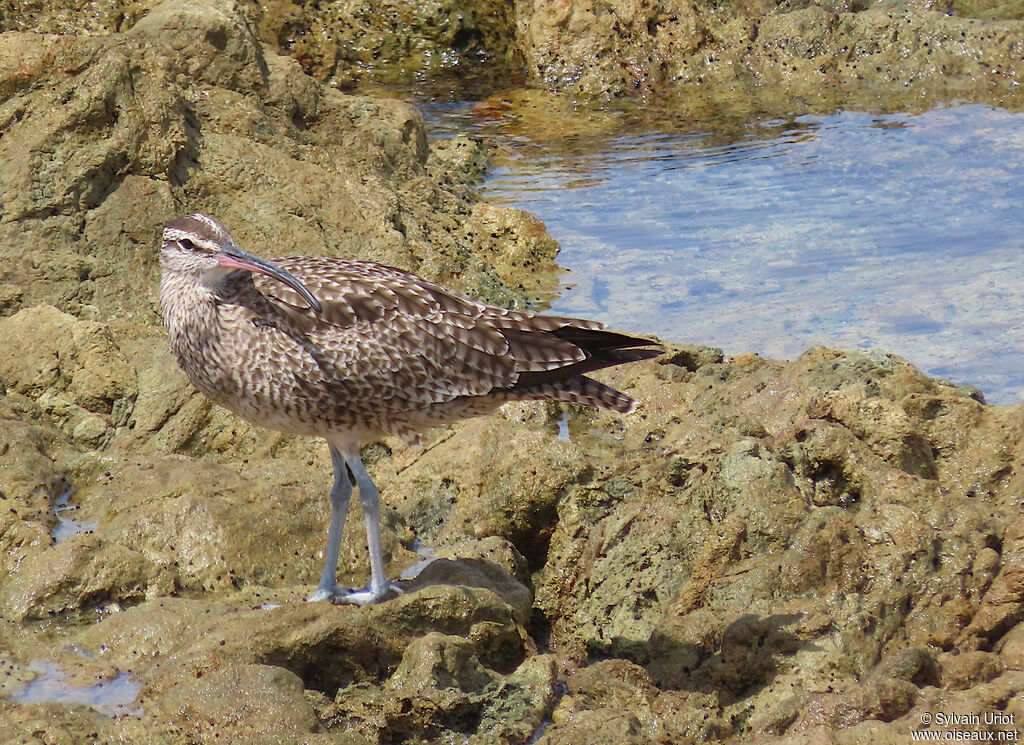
[159,214,660,605]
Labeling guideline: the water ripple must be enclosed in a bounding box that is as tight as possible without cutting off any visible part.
[433,103,1024,404]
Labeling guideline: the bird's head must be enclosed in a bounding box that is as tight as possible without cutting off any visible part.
[161,214,322,314]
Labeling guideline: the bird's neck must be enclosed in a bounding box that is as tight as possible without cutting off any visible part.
[160,270,221,347]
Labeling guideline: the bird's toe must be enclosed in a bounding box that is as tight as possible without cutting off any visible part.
[330,582,403,606]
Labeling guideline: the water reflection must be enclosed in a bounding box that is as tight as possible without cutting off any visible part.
[427,101,1024,404]
[10,661,142,717]
[52,486,98,544]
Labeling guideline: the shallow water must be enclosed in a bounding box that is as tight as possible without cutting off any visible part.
[11,661,141,717]
[426,101,1024,405]
[51,486,98,544]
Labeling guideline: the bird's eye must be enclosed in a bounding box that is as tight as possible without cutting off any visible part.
[178,238,198,251]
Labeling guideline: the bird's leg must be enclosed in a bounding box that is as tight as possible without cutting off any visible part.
[333,444,403,605]
[307,444,353,602]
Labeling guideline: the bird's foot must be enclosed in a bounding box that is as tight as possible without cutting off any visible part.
[306,581,403,605]
[330,581,404,606]
[307,584,347,603]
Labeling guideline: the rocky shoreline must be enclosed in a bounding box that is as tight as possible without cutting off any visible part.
[1,1,1023,743]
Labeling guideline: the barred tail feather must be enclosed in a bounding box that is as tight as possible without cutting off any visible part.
[511,376,638,413]
[574,376,638,413]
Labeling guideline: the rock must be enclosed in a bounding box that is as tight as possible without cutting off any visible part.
[512,347,1022,738]
[873,646,941,687]
[249,0,519,88]
[516,0,713,99]
[0,306,137,444]
[465,202,561,294]
[128,355,200,439]
[544,659,729,743]
[69,452,395,597]
[0,395,74,613]
[998,623,1024,671]
[431,535,532,587]
[939,650,1004,690]
[431,134,491,181]
[0,0,559,320]
[375,410,587,573]
[0,534,163,621]
[0,283,23,316]
[228,0,1024,108]
[70,412,111,448]
[959,521,1024,647]
[5,342,1021,741]
[0,0,156,34]
[62,586,535,743]
[512,1,1024,103]
[158,663,329,743]
[790,678,920,729]
[400,557,534,623]
[0,701,111,745]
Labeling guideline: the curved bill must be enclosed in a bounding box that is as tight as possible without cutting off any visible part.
[216,243,323,314]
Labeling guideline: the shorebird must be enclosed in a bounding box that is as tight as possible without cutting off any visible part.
[159,214,660,605]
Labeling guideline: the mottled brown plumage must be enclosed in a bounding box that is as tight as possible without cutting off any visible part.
[160,213,659,604]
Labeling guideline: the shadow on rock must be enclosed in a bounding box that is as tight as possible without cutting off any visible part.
[398,557,534,626]
[646,613,808,701]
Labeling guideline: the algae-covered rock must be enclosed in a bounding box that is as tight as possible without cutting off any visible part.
[0,396,74,612]
[198,0,1024,111]
[248,0,519,89]
[522,347,1024,742]
[513,0,1024,105]
[430,134,492,181]
[0,0,559,322]
[158,663,329,743]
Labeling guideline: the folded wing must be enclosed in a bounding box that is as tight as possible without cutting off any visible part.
[252,258,659,413]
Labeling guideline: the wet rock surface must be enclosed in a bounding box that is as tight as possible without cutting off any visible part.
[1,0,1022,743]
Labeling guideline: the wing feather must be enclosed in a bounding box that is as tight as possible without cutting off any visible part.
[248,257,655,414]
